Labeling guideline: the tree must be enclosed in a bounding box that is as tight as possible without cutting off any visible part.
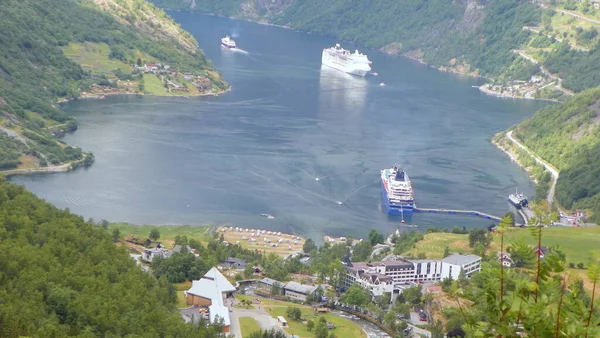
[368,229,384,245]
[383,310,397,329]
[303,238,317,253]
[286,306,302,320]
[401,285,422,305]
[149,228,161,242]
[174,235,188,246]
[314,320,328,338]
[507,238,535,268]
[306,319,315,331]
[136,58,142,66]
[443,246,451,258]
[468,228,491,248]
[244,264,255,278]
[341,284,370,307]
[351,240,373,261]
[111,228,120,242]
[100,219,109,229]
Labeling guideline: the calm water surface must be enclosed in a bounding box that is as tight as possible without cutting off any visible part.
[11,14,548,240]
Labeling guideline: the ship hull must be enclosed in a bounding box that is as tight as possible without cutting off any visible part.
[381,180,414,215]
[508,199,524,209]
[221,42,236,48]
[322,51,370,77]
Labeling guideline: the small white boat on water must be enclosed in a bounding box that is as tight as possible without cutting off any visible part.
[221,35,236,48]
[261,213,275,219]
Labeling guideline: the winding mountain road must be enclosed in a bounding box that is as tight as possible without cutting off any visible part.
[506,131,559,204]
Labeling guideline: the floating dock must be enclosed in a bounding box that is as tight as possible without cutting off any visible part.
[413,207,501,221]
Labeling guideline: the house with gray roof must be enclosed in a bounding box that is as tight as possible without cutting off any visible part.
[440,253,482,279]
[217,257,247,270]
[283,281,317,302]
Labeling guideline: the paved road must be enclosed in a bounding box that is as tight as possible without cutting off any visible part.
[540,4,600,25]
[522,26,589,52]
[506,131,559,205]
[408,312,431,337]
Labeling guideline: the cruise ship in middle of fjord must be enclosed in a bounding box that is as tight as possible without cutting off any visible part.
[381,165,415,215]
[322,43,372,76]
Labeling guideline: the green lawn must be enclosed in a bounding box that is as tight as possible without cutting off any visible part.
[234,295,365,337]
[142,74,197,96]
[268,307,366,338]
[143,74,170,95]
[405,233,473,258]
[403,227,600,264]
[239,317,261,338]
[173,282,192,308]
[62,42,131,76]
[500,227,600,264]
[109,222,211,242]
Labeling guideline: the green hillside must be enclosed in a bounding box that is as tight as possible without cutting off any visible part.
[0,180,223,336]
[151,0,600,97]
[514,88,600,222]
[0,0,227,172]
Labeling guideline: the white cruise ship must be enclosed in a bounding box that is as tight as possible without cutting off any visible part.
[322,44,372,76]
[221,35,236,48]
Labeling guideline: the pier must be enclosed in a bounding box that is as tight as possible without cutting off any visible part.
[413,207,501,221]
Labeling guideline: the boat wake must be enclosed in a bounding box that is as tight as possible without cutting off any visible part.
[231,48,249,54]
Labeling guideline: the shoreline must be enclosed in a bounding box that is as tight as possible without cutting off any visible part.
[57,86,232,105]
[491,134,539,184]
[475,84,560,102]
[0,163,73,178]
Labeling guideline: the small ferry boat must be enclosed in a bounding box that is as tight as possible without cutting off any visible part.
[261,213,275,219]
[508,189,528,209]
[221,35,236,48]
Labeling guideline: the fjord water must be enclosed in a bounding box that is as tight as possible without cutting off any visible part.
[10,13,548,240]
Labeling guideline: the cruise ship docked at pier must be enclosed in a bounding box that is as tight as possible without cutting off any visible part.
[381,165,415,215]
[322,44,372,76]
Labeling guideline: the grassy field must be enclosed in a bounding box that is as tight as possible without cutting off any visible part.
[173,281,192,308]
[269,306,366,338]
[405,227,600,264]
[143,74,170,95]
[404,233,474,258]
[239,317,261,338]
[142,74,200,96]
[501,226,600,264]
[109,223,212,243]
[62,42,131,76]
[235,295,365,338]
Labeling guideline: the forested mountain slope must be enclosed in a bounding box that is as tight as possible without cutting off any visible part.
[513,88,600,222]
[152,0,600,99]
[151,0,539,78]
[0,180,222,337]
[0,0,227,172]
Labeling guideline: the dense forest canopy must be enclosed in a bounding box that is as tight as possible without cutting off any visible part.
[0,180,224,337]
